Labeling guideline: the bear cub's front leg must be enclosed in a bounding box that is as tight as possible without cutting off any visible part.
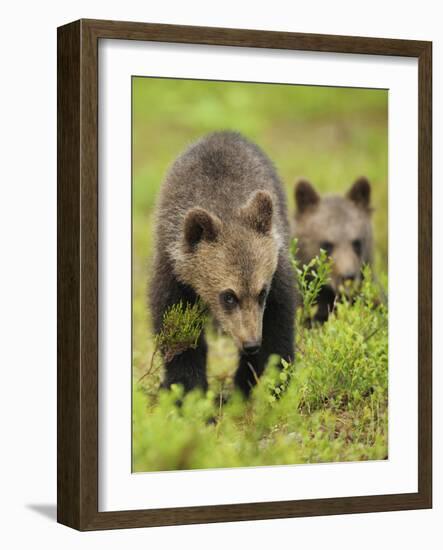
[161,333,209,393]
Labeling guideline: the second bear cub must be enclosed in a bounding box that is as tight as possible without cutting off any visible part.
[293,177,373,323]
[150,132,296,396]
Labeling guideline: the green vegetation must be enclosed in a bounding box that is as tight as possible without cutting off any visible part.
[134,258,388,471]
[155,300,207,363]
[291,239,332,325]
[132,78,388,472]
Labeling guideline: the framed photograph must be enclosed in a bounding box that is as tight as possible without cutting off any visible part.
[57,19,432,530]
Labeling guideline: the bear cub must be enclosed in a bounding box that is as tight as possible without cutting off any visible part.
[150,132,296,396]
[293,177,373,323]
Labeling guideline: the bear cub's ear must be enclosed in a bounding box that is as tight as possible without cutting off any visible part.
[346,177,371,211]
[241,190,273,235]
[294,179,320,214]
[184,207,222,250]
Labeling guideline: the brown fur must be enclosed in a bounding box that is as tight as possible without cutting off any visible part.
[175,209,278,348]
[293,177,373,322]
[150,132,296,394]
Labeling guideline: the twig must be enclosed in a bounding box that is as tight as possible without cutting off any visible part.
[138,347,158,383]
[363,326,384,343]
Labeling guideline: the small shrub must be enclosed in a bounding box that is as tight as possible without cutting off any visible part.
[156,300,208,361]
[291,238,332,324]
[138,300,208,383]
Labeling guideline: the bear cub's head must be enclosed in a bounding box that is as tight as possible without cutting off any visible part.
[174,191,280,355]
[293,177,373,293]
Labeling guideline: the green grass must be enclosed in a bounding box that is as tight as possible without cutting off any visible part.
[132,78,388,472]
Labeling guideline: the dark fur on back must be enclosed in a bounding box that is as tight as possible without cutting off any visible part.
[149,132,296,395]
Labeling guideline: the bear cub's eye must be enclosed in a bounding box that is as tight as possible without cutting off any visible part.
[320,241,334,256]
[220,290,239,310]
[352,239,362,257]
[258,287,268,306]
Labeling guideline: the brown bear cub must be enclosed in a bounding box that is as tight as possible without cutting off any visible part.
[150,132,296,396]
[293,177,373,323]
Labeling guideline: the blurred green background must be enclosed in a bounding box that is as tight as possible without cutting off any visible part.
[132,79,388,471]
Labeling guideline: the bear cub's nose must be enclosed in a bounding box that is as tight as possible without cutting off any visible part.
[242,341,261,355]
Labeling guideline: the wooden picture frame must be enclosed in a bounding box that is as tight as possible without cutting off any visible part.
[57,18,432,530]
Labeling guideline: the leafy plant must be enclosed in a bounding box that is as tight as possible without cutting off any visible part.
[156,300,208,362]
[291,238,332,324]
[138,300,208,383]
